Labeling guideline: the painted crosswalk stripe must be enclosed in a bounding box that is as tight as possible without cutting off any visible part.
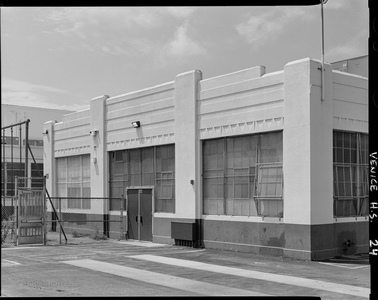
[112,240,170,248]
[317,262,369,269]
[129,254,369,299]
[1,259,21,266]
[62,259,269,296]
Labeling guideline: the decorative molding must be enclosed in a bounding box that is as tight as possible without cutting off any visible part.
[199,117,284,139]
[107,133,175,151]
[333,117,368,132]
[55,145,91,157]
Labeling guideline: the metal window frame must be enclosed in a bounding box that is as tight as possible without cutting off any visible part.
[202,132,283,217]
[333,131,369,217]
[57,155,91,210]
[108,144,175,213]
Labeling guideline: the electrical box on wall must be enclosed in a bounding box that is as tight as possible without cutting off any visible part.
[171,222,197,242]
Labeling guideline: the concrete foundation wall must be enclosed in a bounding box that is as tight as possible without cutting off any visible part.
[202,219,368,260]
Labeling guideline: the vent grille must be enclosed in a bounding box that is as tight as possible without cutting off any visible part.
[174,239,194,247]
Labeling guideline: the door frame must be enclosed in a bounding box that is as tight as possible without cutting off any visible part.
[125,186,154,241]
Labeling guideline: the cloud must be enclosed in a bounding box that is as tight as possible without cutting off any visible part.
[39,7,199,57]
[235,7,315,47]
[3,79,69,94]
[1,79,86,110]
[165,7,197,18]
[44,7,197,36]
[166,22,206,57]
[326,32,368,62]
[323,0,346,10]
[326,45,363,62]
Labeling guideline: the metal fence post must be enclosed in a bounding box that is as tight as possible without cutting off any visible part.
[15,176,19,246]
[59,197,62,245]
[120,197,123,240]
[43,176,47,245]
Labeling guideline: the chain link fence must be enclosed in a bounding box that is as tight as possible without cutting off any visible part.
[1,196,17,247]
[46,197,125,245]
[2,195,126,246]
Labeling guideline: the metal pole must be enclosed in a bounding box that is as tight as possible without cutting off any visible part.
[15,176,19,246]
[120,197,123,240]
[43,176,47,245]
[321,0,326,101]
[1,120,29,130]
[125,192,128,240]
[59,197,62,245]
[138,190,141,241]
[25,120,30,179]
[19,125,22,184]
[2,129,5,201]
[11,127,13,197]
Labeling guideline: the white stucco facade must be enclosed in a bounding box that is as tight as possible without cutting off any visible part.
[43,57,368,260]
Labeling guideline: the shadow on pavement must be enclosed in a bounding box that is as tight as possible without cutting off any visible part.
[317,253,369,265]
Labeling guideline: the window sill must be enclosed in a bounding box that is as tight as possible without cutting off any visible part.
[109,210,125,216]
[153,212,176,218]
[333,216,368,223]
[108,211,175,217]
[202,215,283,223]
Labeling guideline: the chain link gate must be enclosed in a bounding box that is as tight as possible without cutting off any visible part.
[2,120,32,247]
[1,177,46,247]
[15,177,46,245]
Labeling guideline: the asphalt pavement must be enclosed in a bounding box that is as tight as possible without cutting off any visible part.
[1,239,371,298]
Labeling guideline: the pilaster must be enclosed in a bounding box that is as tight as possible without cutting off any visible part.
[283,58,333,225]
[174,70,202,219]
[90,95,109,198]
[43,120,57,197]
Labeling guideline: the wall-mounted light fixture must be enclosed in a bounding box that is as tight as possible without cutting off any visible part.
[89,130,98,136]
[131,121,141,128]
[42,129,48,135]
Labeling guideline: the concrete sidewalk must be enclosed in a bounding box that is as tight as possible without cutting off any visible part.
[1,240,371,298]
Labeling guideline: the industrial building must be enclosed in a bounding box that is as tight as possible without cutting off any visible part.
[331,55,368,78]
[43,57,368,260]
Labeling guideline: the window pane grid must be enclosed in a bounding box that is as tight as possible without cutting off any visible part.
[56,155,91,210]
[203,132,283,217]
[109,145,175,213]
[333,131,368,217]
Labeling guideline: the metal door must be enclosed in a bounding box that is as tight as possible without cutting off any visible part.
[17,189,45,245]
[139,189,152,241]
[126,187,153,241]
[127,189,138,240]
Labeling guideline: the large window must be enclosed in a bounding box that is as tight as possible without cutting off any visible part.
[333,131,368,217]
[109,144,175,213]
[56,155,91,209]
[203,131,283,217]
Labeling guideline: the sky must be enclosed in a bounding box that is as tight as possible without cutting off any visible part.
[1,3,369,112]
